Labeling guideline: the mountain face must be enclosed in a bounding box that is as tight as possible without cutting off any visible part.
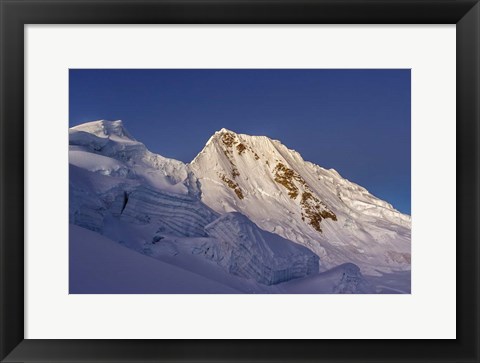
[190,128,411,274]
[69,120,410,291]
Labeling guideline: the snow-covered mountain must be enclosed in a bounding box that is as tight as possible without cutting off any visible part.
[69,120,411,292]
[190,128,411,274]
[70,120,197,196]
[69,120,320,288]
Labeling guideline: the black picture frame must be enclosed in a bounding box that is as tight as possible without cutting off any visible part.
[1,0,479,362]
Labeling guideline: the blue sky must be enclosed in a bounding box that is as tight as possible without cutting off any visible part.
[69,69,411,214]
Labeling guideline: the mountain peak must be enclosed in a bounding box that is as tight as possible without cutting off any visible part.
[70,120,135,141]
[216,127,237,135]
[211,128,241,146]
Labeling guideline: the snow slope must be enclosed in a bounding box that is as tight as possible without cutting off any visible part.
[69,224,241,293]
[71,224,381,294]
[190,128,411,274]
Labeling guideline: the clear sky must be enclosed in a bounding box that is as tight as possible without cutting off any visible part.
[69,69,411,214]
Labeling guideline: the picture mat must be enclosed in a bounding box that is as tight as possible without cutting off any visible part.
[25,25,455,339]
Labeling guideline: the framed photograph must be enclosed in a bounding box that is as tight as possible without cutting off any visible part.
[1,0,478,362]
[68,68,412,295]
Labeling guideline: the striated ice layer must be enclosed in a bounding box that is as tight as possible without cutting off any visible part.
[202,212,319,285]
[69,169,219,239]
[114,185,219,237]
[69,164,108,233]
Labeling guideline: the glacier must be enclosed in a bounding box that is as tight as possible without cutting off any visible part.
[69,120,321,287]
